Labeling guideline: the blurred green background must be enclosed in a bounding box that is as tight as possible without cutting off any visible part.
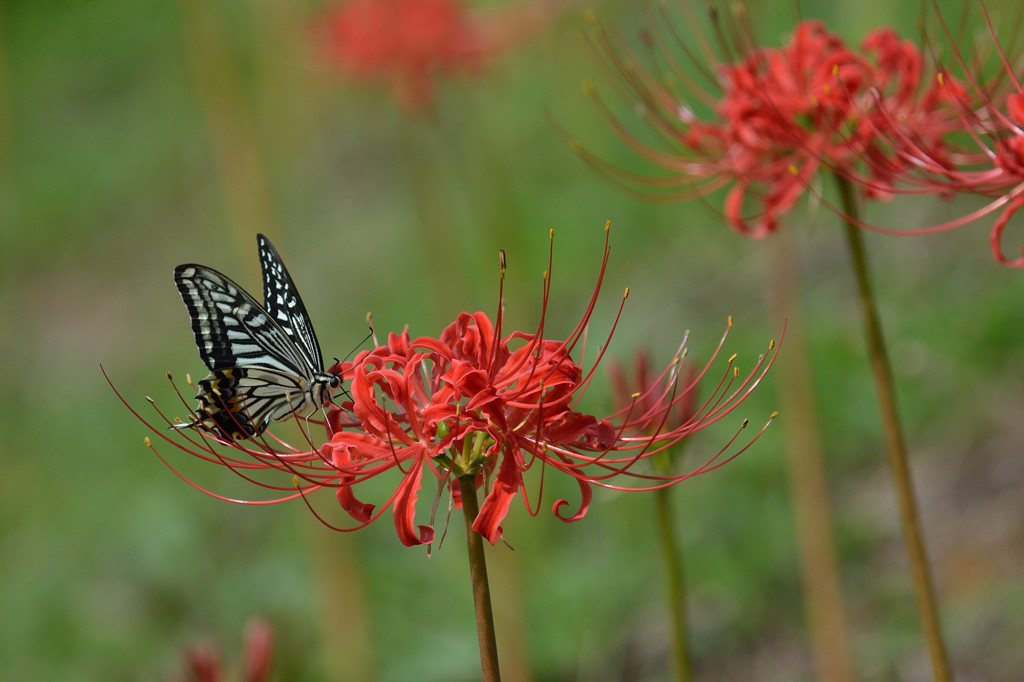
[2,0,1023,680]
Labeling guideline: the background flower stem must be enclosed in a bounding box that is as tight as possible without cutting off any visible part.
[761,231,855,682]
[654,486,691,682]
[835,175,953,682]
[459,475,502,682]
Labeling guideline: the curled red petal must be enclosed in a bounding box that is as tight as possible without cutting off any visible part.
[336,486,375,523]
[392,458,434,546]
[991,195,1024,267]
[328,442,376,523]
[472,451,521,544]
[552,477,593,523]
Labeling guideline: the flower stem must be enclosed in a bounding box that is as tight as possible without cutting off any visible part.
[834,175,953,682]
[654,487,691,682]
[761,231,855,682]
[458,475,502,682]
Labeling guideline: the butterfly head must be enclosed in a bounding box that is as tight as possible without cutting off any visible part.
[312,370,345,407]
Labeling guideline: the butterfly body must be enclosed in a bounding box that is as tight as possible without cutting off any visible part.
[174,235,340,439]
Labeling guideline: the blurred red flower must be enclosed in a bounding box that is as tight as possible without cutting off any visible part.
[317,0,552,111]
[177,617,274,682]
[609,349,700,440]
[869,4,1024,265]
[570,12,959,237]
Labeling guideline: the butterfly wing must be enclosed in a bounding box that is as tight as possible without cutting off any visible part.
[257,234,325,373]
[174,263,321,437]
[174,263,313,376]
[189,367,316,439]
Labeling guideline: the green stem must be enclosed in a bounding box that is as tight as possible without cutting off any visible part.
[761,231,855,682]
[834,175,953,682]
[654,487,691,682]
[459,475,502,682]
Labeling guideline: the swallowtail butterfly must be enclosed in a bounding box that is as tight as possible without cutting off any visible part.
[173,234,341,439]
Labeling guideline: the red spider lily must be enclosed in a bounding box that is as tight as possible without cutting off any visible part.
[841,2,1024,266]
[176,617,274,682]
[567,9,959,237]
[315,0,553,111]
[609,349,700,439]
[112,225,779,547]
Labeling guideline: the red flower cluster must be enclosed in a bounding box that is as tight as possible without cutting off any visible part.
[609,349,700,440]
[117,226,778,547]
[316,0,550,111]
[572,13,958,236]
[326,310,617,546]
[319,0,479,111]
[883,4,1024,266]
[574,5,1024,266]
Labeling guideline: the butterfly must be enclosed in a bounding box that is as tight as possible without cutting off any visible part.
[173,234,342,439]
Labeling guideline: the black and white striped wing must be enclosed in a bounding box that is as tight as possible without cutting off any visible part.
[188,366,315,439]
[174,263,323,438]
[257,234,325,373]
[174,263,312,377]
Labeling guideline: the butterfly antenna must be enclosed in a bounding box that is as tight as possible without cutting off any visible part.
[331,326,374,367]
[328,324,375,404]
